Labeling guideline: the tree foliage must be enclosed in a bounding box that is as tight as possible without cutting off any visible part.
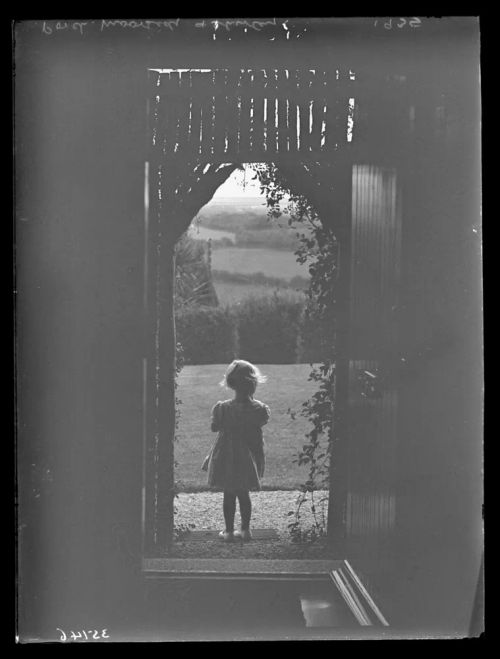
[175,233,218,308]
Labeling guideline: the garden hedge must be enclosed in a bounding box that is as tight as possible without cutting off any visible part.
[175,294,331,365]
[175,305,238,365]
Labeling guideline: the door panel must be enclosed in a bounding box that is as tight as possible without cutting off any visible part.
[346,165,402,568]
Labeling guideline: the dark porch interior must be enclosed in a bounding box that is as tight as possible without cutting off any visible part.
[15,17,482,640]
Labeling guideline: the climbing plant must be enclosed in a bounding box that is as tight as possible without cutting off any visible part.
[250,163,339,543]
[172,342,197,540]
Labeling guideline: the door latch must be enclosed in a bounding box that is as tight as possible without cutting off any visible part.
[357,369,383,399]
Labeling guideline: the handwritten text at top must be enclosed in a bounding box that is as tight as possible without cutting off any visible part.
[40,18,290,36]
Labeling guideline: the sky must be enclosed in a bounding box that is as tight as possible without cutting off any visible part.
[213,164,262,198]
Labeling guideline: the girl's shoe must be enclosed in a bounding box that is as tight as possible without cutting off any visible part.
[234,529,252,541]
[219,531,235,542]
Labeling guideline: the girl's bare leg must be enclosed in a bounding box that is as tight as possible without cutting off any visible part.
[236,490,251,531]
[223,490,237,532]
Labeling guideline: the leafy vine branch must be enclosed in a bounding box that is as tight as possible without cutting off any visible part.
[250,163,339,543]
[173,343,196,540]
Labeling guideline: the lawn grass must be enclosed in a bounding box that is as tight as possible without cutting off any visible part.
[175,364,328,491]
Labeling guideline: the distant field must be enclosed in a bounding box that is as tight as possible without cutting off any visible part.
[213,281,280,304]
[175,364,328,490]
[189,225,236,243]
[189,199,311,305]
[211,247,308,280]
[214,280,307,305]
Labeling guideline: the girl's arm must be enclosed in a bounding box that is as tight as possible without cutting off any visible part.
[211,402,223,432]
[259,404,271,427]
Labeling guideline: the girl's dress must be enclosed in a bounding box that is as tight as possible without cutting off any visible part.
[204,398,270,492]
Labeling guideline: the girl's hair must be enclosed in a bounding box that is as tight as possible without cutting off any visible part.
[220,360,267,394]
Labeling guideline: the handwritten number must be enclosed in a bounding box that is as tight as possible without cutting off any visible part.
[374,16,422,30]
[56,628,109,641]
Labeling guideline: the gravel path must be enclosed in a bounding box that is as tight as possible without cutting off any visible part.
[172,490,331,559]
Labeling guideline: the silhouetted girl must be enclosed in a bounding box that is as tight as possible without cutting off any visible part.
[202,360,270,542]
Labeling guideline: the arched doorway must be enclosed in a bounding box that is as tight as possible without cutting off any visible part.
[142,67,406,559]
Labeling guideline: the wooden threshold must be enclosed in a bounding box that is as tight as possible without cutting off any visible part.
[142,558,390,627]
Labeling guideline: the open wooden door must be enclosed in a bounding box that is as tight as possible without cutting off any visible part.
[344,164,403,571]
